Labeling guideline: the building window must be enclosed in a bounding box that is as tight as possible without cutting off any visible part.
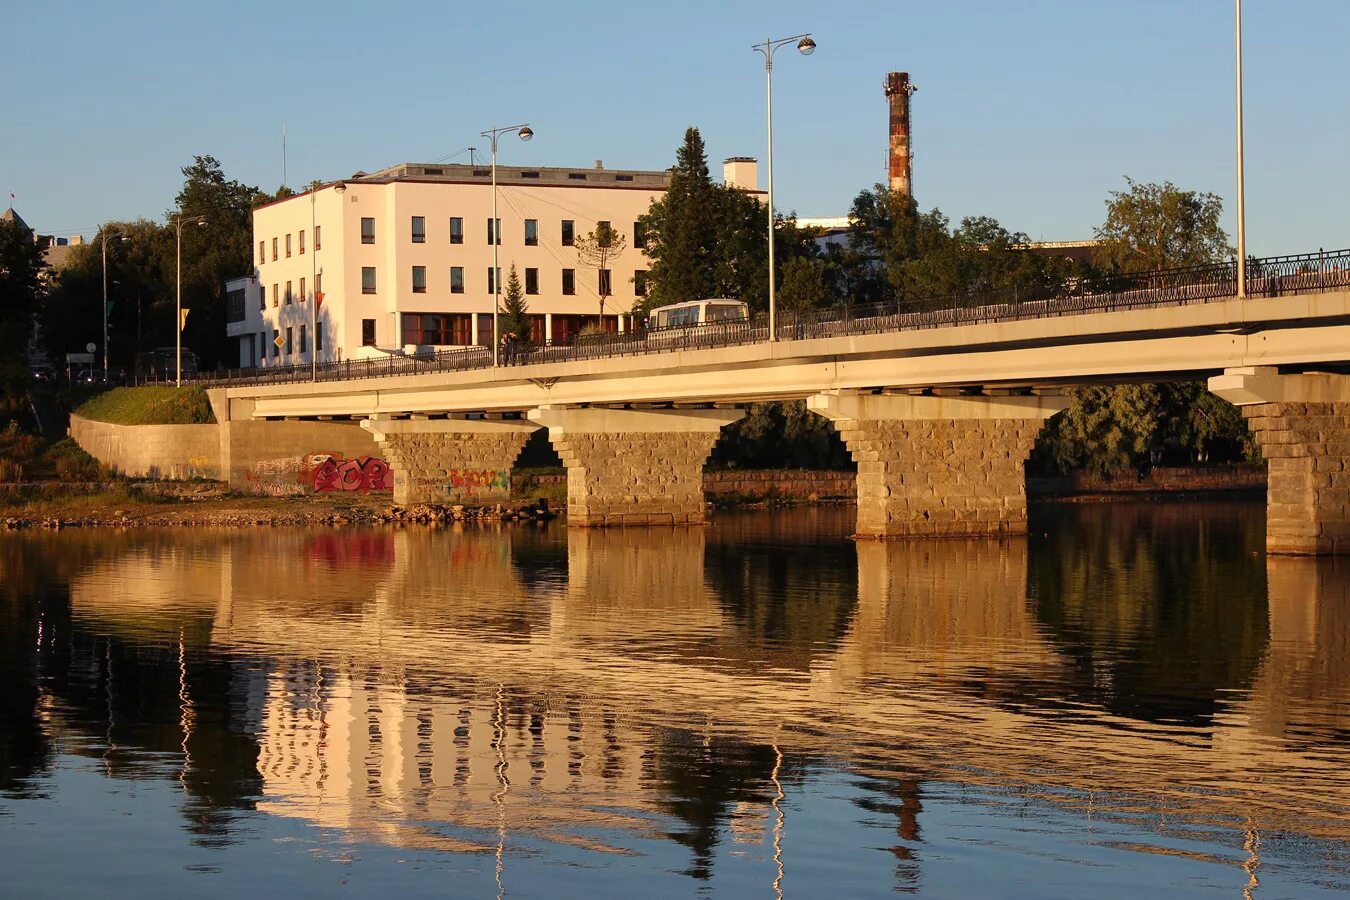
[258,240,265,264]
[299,324,308,354]
[524,219,538,246]
[598,269,612,296]
[525,268,538,295]
[362,319,376,346]
[272,283,279,307]
[633,221,646,250]
[361,217,375,244]
[258,331,266,363]
[449,217,463,244]
[412,266,427,293]
[299,230,306,254]
[411,216,426,243]
[487,217,501,245]
[258,285,265,310]
[401,312,471,346]
[315,225,321,250]
[562,268,575,295]
[487,267,501,294]
[316,322,324,352]
[314,272,322,297]
[285,281,293,305]
[285,234,292,257]
[299,277,306,303]
[634,270,647,297]
[451,266,464,294]
[561,220,574,246]
[362,267,376,294]
[285,326,294,355]
[271,329,280,358]
[271,237,278,261]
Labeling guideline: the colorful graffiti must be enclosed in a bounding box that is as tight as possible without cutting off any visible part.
[305,453,395,493]
[447,468,511,494]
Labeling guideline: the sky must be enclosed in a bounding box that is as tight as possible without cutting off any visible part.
[3,0,1347,255]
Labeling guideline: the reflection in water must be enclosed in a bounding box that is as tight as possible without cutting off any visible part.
[1,504,1349,896]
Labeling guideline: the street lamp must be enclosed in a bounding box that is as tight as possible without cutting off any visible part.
[752,33,814,342]
[479,123,533,366]
[101,225,129,382]
[1234,0,1247,298]
[175,212,208,387]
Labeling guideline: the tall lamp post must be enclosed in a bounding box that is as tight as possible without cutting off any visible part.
[1234,0,1247,299]
[752,33,815,342]
[304,180,346,382]
[100,225,129,381]
[175,212,208,387]
[479,123,533,366]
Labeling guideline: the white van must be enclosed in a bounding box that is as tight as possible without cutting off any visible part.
[648,299,749,330]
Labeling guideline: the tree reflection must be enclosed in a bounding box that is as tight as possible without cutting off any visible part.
[1028,501,1268,723]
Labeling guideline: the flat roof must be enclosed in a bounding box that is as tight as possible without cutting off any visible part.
[361,162,672,189]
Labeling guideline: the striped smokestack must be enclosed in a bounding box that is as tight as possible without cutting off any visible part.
[884,72,916,198]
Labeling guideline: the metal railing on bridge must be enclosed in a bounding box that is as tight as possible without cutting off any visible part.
[167,247,1350,388]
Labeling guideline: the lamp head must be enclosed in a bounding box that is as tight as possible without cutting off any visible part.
[797,35,816,55]
[334,182,347,194]
[196,218,208,227]
[517,126,534,142]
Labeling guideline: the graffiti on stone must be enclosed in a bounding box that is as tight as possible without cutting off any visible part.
[304,452,395,493]
[447,468,510,494]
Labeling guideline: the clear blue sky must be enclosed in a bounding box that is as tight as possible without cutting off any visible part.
[3,0,1346,254]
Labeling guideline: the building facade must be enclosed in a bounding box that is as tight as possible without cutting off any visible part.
[226,159,762,369]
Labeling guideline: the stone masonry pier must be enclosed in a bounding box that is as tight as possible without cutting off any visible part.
[527,407,744,526]
[1210,366,1350,555]
[361,416,538,506]
[807,390,1068,539]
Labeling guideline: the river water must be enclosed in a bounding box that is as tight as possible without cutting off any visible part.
[1,502,1348,898]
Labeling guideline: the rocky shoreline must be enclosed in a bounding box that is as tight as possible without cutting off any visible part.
[0,493,558,531]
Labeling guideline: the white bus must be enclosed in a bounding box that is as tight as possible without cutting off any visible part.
[648,299,749,330]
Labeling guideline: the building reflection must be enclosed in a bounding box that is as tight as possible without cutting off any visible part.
[5,504,1348,887]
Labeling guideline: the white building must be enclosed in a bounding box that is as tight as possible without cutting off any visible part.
[226,158,762,369]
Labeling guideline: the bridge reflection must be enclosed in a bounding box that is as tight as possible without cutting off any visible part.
[4,506,1347,885]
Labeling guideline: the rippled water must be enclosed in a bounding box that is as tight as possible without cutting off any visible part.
[2,502,1349,897]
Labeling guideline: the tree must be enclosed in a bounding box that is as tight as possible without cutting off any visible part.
[636,127,720,311]
[574,221,626,325]
[500,263,531,344]
[0,216,44,401]
[1093,178,1232,273]
[779,257,831,312]
[1039,384,1163,475]
[170,156,265,368]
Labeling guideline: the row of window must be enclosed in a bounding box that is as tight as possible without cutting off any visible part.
[259,217,644,266]
[399,312,619,347]
[264,274,323,308]
[260,227,322,264]
[369,266,646,297]
[259,323,323,360]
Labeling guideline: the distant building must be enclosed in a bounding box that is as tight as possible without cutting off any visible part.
[227,158,764,369]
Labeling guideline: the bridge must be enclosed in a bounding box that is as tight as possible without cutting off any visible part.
[202,249,1350,553]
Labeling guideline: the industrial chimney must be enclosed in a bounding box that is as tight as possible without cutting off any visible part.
[884,72,917,197]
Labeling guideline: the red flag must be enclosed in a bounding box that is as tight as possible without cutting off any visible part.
[315,291,324,309]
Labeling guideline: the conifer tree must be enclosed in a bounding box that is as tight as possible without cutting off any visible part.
[500,263,531,344]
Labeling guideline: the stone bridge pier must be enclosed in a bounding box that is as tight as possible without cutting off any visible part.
[527,406,744,526]
[361,415,538,506]
[808,390,1068,539]
[1210,366,1350,555]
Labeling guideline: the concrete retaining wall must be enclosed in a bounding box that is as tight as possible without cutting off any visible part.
[69,414,220,480]
[1028,465,1267,496]
[703,469,856,500]
[223,419,388,496]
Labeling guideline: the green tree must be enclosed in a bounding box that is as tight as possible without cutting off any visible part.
[1039,384,1162,475]
[637,127,721,311]
[0,216,45,401]
[1093,177,1232,273]
[574,221,626,324]
[500,263,531,344]
[779,257,831,312]
[171,156,265,368]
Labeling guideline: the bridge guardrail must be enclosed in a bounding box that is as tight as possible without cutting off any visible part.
[163,247,1350,388]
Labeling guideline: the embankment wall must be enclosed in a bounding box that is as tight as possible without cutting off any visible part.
[69,414,220,480]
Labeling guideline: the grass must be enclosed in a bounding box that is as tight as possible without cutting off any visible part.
[74,386,216,426]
